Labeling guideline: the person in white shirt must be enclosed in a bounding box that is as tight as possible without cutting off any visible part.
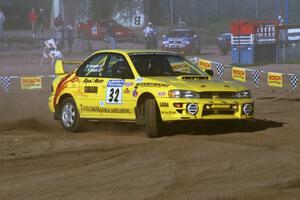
[0,8,6,40]
[143,22,157,49]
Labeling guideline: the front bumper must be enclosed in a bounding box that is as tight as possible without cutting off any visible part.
[162,45,193,53]
[157,98,254,121]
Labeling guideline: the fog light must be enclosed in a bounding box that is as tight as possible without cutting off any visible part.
[173,103,183,108]
[205,105,211,110]
[187,103,198,115]
[243,104,253,115]
[232,104,238,110]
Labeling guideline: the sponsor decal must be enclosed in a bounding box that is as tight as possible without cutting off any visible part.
[124,88,130,94]
[106,80,124,104]
[99,100,105,107]
[54,73,79,107]
[135,77,144,83]
[107,80,125,87]
[80,104,131,114]
[84,86,98,94]
[82,78,93,84]
[85,64,103,73]
[136,82,170,88]
[268,72,283,87]
[93,79,104,84]
[162,111,176,115]
[232,67,246,82]
[82,78,104,84]
[21,77,42,89]
[124,82,134,86]
[159,102,169,107]
[198,59,212,70]
[133,89,138,97]
[157,91,166,96]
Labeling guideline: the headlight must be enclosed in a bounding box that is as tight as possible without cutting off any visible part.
[234,90,251,98]
[162,41,169,45]
[168,90,200,98]
[184,40,190,45]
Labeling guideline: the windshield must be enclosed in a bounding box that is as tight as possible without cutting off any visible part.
[167,30,194,37]
[129,53,207,77]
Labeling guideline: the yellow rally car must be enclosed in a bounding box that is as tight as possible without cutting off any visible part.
[49,50,254,137]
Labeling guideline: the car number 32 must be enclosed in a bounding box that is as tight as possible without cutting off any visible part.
[106,87,122,104]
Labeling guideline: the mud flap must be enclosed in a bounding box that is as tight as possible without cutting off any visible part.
[54,59,65,75]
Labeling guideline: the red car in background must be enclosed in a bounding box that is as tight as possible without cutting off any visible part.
[76,20,136,42]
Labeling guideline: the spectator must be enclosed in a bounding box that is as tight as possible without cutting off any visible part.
[105,22,116,49]
[0,8,5,41]
[66,25,74,53]
[143,22,157,49]
[36,8,46,39]
[54,13,64,50]
[28,8,38,38]
[77,25,92,52]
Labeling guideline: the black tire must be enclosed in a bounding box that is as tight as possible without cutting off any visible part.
[144,98,162,138]
[60,97,83,132]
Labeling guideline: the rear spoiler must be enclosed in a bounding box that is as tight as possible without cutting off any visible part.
[54,59,82,75]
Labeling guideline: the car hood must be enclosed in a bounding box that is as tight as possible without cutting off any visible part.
[166,37,193,42]
[144,76,247,92]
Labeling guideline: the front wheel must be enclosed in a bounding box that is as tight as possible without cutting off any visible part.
[144,99,162,138]
[60,97,83,132]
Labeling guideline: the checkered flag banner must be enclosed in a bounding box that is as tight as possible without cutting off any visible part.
[0,76,11,93]
[290,74,299,90]
[252,70,261,88]
[216,63,224,79]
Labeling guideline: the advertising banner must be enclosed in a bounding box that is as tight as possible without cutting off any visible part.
[21,77,42,90]
[268,72,283,87]
[198,59,212,70]
[232,67,246,82]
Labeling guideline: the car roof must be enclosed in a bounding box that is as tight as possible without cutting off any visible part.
[93,49,179,55]
[169,28,193,32]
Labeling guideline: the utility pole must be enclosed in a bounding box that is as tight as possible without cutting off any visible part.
[255,0,259,19]
[214,0,218,19]
[170,0,174,27]
[275,0,280,63]
[284,0,289,24]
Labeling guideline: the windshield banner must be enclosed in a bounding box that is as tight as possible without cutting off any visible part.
[232,67,246,82]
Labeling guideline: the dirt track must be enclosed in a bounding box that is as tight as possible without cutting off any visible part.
[0,46,300,200]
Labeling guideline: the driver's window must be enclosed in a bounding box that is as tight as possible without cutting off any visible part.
[76,53,108,77]
[102,54,134,79]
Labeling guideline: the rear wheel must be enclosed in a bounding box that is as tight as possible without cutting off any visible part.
[60,97,83,132]
[144,99,162,138]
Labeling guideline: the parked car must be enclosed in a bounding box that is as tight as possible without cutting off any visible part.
[76,20,136,42]
[217,33,232,55]
[162,28,201,55]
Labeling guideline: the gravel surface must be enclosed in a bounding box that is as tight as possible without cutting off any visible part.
[0,45,299,200]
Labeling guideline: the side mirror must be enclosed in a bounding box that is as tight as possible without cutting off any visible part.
[205,69,213,77]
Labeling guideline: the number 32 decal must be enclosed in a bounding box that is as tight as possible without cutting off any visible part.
[106,87,122,104]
